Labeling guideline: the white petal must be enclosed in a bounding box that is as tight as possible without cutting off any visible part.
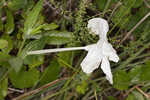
[81,44,102,74]
[88,18,109,37]
[102,42,119,62]
[101,56,113,84]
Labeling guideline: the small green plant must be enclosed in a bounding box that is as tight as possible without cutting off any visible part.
[0,0,150,100]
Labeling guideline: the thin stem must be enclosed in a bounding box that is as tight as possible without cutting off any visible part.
[94,89,98,100]
[27,46,86,55]
[118,42,150,70]
[103,0,111,16]
[42,86,72,100]
[13,77,68,100]
[121,11,150,44]
[18,39,26,56]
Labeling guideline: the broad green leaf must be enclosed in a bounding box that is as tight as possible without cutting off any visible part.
[23,55,44,68]
[128,66,141,84]
[0,78,8,100]
[20,37,46,58]
[30,23,59,35]
[4,8,14,34]
[140,61,150,81]
[24,0,43,36]
[8,56,23,72]
[1,35,13,54]
[113,70,131,90]
[132,91,144,100]
[40,59,60,85]
[0,39,8,49]
[0,52,11,63]
[126,93,135,100]
[44,31,73,45]
[9,67,40,89]
[7,0,28,11]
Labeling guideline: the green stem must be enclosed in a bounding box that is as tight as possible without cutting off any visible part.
[118,42,150,70]
[18,39,26,56]
[42,86,72,100]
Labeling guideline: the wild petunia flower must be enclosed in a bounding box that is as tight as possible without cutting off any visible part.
[81,18,119,84]
[27,18,119,84]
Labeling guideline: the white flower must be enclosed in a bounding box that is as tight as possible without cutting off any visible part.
[81,18,119,84]
[27,17,119,84]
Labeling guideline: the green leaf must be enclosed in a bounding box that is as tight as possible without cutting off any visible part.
[108,96,117,100]
[40,59,60,85]
[123,0,136,7]
[133,0,143,8]
[0,0,5,9]
[132,91,144,100]
[9,67,40,89]
[58,51,73,67]
[8,56,23,72]
[23,55,44,68]
[76,80,88,94]
[1,35,13,54]
[43,23,59,31]
[128,66,141,84]
[44,31,73,45]
[0,78,8,100]
[112,6,129,24]
[0,39,8,49]
[126,93,135,100]
[0,52,11,63]
[4,8,14,34]
[30,23,59,35]
[113,70,131,90]
[7,0,28,11]
[95,0,107,11]
[140,62,150,81]
[20,37,46,58]
[0,67,7,79]
[24,0,43,36]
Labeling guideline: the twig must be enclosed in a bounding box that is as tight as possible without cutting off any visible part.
[124,84,141,97]
[94,89,98,100]
[144,0,150,9]
[108,2,122,22]
[13,77,68,100]
[120,11,150,44]
[8,88,24,93]
[135,86,150,98]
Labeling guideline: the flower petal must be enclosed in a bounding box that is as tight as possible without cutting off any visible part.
[88,18,109,37]
[81,44,102,74]
[101,56,113,84]
[102,42,119,62]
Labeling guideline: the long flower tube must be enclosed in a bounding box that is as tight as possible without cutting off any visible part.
[27,46,87,55]
[27,18,119,84]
